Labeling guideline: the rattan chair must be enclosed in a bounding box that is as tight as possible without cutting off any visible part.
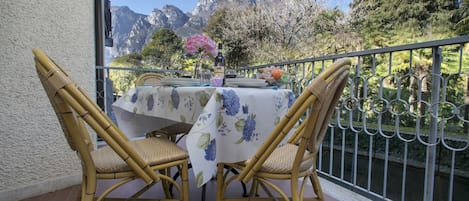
[135,72,165,86]
[33,48,189,201]
[216,58,351,201]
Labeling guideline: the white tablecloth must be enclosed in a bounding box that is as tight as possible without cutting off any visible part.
[112,86,295,187]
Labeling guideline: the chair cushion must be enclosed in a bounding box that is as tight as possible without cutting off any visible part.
[91,137,188,173]
[256,144,314,174]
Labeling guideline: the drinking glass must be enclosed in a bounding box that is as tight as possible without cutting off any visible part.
[199,70,213,86]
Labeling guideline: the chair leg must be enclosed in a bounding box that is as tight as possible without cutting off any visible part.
[226,166,248,197]
[159,169,172,198]
[216,163,224,201]
[310,170,324,201]
[181,161,189,201]
[201,184,207,201]
[169,163,193,196]
[81,175,96,201]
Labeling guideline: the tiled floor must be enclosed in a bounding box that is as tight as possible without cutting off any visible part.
[21,138,343,201]
[20,172,338,201]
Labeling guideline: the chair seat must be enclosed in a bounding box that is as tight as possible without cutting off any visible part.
[92,137,188,173]
[248,144,314,174]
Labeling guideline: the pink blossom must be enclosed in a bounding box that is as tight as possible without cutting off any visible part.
[185,34,217,58]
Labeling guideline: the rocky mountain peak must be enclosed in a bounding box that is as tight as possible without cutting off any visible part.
[146,9,169,28]
[163,5,189,29]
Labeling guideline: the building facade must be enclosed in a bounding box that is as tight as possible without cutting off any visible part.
[0,1,95,200]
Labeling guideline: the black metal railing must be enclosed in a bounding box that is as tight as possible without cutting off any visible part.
[97,35,469,201]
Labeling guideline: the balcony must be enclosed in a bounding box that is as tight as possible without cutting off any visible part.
[90,36,469,201]
[22,137,369,201]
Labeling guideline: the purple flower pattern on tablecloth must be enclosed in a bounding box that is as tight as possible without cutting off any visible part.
[242,114,256,142]
[147,95,154,111]
[198,110,212,123]
[287,91,295,108]
[157,96,164,107]
[184,96,194,111]
[274,94,283,110]
[221,89,240,116]
[171,88,180,109]
[218,122,230,136]
[204,139,216,161]
[131,91,138,103]
[242,105,248,114]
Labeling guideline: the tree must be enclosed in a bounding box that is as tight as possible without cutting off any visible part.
[205,0,328,67]
[203,8,228,43]
[453,0,469,35]
[109,53,143,95]
[141,28,183,70]
[310,8,362,56]
[350,0,460,49]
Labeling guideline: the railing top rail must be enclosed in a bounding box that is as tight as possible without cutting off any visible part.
[239,35,469,70]
[96,66,186,73]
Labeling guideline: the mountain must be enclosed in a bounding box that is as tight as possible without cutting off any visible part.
[106,5,189,64]
[105,0,258,65]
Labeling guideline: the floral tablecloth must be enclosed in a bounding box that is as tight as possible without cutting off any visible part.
[112,86,295,187]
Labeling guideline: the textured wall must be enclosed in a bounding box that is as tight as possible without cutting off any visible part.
[0,1,95,200]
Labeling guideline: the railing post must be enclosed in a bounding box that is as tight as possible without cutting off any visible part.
[424,47,441,201]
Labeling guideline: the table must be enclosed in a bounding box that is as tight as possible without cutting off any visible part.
[112,86,295,187]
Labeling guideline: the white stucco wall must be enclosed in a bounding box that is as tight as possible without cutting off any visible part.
[0,1,95,200]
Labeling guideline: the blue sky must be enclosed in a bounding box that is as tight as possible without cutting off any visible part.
[111,0,198,14]
[111,0,351,15]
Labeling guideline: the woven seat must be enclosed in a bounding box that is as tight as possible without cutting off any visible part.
[216,58,351,201]
[253,144,314,174]
[33,48,189,201]
[92,137,188,173]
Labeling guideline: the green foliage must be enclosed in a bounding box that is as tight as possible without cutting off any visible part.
[453,0,469,35]
[111,53,143,67]
[109,53,143,95]
[203,8,228,43]
[141,28,183,69]
[351,0,460,49]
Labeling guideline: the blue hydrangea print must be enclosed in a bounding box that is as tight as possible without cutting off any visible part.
[131,91,138,103]
[147,95,154,111]
[242,105,248,114]
[221,89,240,116]
[204,139,216,161]
[288,91,295,108]
[171,88,180,109]
[242,114,256,142]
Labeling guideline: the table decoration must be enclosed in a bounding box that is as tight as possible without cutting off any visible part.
[185,34,217,78]
[210,77,223,87]
[257,66,290,88]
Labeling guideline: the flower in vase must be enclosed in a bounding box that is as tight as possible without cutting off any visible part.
[185,34,217,59]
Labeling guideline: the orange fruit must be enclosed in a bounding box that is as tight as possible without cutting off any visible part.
[271,69,282,80]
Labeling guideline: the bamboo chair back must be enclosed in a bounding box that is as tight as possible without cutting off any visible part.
[238,58,351,184]
[33,48,160,184]
[288,67,349,153]
[135,73,165,86]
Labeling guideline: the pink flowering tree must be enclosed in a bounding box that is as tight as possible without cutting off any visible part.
[185,34,217,76]
[185,34,217,59]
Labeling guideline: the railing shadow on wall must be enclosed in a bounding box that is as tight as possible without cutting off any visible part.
[97,35,469,201]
